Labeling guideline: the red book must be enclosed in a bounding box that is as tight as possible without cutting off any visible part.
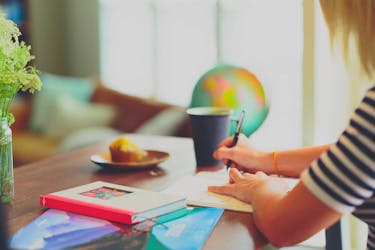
[40,181,186,224]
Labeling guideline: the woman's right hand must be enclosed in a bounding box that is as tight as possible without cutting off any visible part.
[213,134,273,174]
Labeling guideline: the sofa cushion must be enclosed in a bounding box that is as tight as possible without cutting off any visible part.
[29,73,95,133]
[135,107,188,136]
[90,84,172,133]
[44,94,117,139]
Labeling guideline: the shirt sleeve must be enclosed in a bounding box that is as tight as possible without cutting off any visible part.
[301,86,375,213]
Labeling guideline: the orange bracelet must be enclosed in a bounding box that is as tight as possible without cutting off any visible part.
[273,151,280,176]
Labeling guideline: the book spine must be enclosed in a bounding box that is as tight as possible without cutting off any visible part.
[40,194,136,224]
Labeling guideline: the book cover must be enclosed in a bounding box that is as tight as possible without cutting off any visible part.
[40,181,186,224]
[10,207,223,250]
[147,207,224,250]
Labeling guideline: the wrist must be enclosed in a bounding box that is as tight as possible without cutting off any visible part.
[255,151,274,174]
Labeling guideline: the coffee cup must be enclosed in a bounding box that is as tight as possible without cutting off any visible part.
[187,107,232,167]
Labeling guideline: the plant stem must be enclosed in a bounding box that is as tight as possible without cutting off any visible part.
[0,118,12,203]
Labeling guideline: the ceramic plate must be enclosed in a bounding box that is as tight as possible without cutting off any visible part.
[90,150,169,170]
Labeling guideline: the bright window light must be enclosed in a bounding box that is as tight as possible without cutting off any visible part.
[99,0,303,150]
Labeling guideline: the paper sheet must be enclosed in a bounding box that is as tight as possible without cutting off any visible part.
[163,170,299,213]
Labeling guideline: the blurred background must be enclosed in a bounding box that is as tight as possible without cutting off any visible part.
[0,0,371,249]
[3,0,370,149]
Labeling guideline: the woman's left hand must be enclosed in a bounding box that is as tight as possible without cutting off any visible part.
[208,168,289,204]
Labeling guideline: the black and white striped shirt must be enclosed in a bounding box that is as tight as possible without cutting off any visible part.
[301,86,375,250]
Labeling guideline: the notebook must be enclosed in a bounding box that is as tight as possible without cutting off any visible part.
[163,170,299,212]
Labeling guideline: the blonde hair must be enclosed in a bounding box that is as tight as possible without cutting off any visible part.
[319,0,375,81]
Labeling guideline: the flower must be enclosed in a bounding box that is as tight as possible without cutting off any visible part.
[0,13,42,203]
[0,12,42,124]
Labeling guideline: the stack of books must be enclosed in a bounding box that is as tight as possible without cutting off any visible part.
[9,181,224,250]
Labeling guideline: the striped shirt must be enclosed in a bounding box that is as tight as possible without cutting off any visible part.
[301,86,375,250]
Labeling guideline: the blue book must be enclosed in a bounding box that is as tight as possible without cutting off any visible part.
[147,207,224,250]
[10,207,223,250]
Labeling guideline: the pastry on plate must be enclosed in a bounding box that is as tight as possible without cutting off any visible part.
[109,137,148,162]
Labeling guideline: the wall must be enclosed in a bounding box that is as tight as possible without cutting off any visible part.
[28,0,100,76]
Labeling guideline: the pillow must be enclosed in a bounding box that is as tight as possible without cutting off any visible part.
[44,94,117,139]
[135,107,187,136]
[29,73,95,133]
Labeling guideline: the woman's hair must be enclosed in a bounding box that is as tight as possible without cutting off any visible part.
[319,0,375,81]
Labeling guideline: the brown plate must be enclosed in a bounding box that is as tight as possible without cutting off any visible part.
[90,150,169,170]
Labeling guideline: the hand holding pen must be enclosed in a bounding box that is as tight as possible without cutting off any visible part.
[226,109,246,170]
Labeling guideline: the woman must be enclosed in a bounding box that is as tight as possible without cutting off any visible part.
[209,1,374,248]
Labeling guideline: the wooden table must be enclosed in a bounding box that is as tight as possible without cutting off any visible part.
[5,134,267,250]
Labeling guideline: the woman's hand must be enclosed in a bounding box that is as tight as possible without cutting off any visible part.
[208,168,289,204]
[209,168,342,247]
[213,134,273,174]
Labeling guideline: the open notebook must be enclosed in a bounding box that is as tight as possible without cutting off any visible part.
[163,170,299,213]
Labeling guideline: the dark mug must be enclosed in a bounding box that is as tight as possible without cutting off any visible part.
[187,107,232,167]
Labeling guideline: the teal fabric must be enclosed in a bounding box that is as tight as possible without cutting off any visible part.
[43,94,116,139]
[29,73,95,133]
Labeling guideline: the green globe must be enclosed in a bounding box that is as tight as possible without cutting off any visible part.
[190,64,269,136]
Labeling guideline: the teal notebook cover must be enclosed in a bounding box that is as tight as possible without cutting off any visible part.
[147,207,224,250]
[10,207,223,250]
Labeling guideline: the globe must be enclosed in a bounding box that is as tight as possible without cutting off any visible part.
[190,64,269,136]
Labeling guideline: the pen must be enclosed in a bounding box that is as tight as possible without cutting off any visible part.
[226,109,246,170]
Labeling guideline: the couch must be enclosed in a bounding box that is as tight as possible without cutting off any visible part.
[11,78,192,167]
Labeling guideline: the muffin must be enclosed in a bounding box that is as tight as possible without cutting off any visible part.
[109,137,148,162]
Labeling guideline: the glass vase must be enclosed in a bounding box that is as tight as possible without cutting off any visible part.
[0,117,13,203]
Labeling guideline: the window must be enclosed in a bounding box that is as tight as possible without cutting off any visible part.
[100,0,303,150]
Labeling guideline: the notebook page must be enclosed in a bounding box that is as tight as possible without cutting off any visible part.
[163,171,299,213]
